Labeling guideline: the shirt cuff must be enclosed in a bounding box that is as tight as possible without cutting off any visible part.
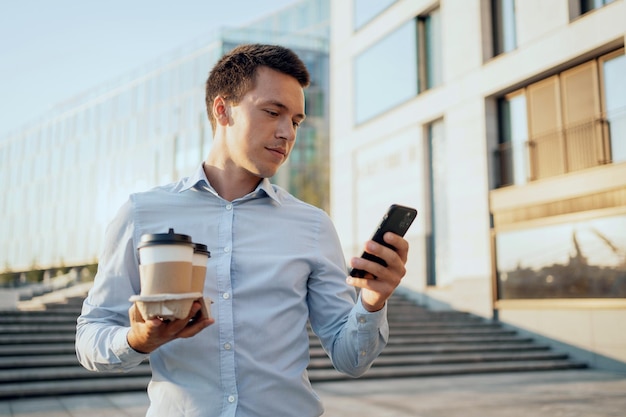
[354,292,387,327]
[112,327,150,367]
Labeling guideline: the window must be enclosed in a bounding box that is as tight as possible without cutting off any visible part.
[354,9,442,124]
[420,9,443,89]
[426,119,450,287]
[354,0,398,30]
[580,0,616,14]
[496,92,529,186]
[496,214,626,299]
[494,50,624,187]
[600,51,626,163]
[492,0,517,56]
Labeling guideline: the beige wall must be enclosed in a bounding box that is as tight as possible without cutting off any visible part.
[499,300,626,369]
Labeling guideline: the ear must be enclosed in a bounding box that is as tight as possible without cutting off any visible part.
[212,96,230,126]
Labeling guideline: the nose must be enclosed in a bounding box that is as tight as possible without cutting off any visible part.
[276,117,296,142]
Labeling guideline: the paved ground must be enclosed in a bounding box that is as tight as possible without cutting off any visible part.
[1,369,625,416]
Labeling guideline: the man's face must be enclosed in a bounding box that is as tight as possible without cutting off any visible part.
[224,66,306,179]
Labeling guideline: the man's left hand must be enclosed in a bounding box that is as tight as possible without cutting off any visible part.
[347,232,409,312]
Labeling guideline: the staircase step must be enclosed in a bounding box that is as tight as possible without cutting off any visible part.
[0,354,151,370]
[0,310,80,319]
[308,350,571,369]
[0,363,151,384]
[0,334,76,345]
[0,314,80,324]
[0,376,151,400]
[0,344,76,356]
[0,324,78,334]
[308,334,533,348]
[308,342,550,358]
[308,326,515,338]
[388,328,517,336]
[306,360,588,382]
[0,355,80,369]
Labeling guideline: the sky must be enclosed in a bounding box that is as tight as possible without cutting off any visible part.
[0,0,300,137]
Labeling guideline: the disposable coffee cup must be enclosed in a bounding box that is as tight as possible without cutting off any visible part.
[191,243,211,293]
[137,228,194,295]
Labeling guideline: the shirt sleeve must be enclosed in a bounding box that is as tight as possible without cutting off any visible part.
[75,198,149,372]
[307,211,389,378]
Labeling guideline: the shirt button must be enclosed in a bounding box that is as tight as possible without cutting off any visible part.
[360,350,367,356]
[228,395,236,403]
[222,292,230,300]
[226,204,233,210]
[224,246,231,253]
[358,317,366,324]
[224,343,232,350]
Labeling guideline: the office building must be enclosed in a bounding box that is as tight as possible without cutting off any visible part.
[330,0,625,369]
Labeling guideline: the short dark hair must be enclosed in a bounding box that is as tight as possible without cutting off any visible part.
[205,44,310,132]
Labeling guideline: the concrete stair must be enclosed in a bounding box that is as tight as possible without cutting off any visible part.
[306,296,586,381]
[0,289,586,399]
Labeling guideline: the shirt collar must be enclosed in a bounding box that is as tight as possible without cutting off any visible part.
[180,163,282,205]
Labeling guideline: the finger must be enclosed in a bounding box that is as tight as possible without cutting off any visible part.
[185,301,203,322]
[363,239,400,270]
[177,317,214,339]
[346,275,372,289]
[129,303,145,324]
[383,233,409,263]
[350,256,387,281]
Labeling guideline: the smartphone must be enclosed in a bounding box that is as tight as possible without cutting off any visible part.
[349,204,418,278]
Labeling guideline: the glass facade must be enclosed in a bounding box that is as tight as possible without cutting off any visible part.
[0,0,330,274]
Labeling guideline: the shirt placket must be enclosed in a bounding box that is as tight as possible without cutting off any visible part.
[217,201,238,415]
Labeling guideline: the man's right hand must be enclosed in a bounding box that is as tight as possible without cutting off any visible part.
[126,301,214,354]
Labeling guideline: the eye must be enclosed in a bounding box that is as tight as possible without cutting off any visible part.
[292,121,301,129]
[265,109,279,117]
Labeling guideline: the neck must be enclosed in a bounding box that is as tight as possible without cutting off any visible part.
[203,159,261,202]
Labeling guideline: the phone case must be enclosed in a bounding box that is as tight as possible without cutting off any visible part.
[349,204,417,278]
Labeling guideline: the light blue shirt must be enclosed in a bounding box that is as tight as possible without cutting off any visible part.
[76,164,389,417]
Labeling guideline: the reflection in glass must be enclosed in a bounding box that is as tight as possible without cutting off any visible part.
[497,93,528,186]
[602,53,626,163]
[424,9,442,89]
[427,119,450,286]
[492,0,517,56]
[354,19,418,124]
[581,0,617,14]
[354,0,397,30]
[496,215,626,299]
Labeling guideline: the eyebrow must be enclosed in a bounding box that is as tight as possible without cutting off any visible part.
[265,100,306,122]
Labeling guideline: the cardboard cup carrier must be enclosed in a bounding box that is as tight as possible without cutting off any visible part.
[129,228,212,320]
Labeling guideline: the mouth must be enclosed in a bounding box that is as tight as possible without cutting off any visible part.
[266,147,287,159]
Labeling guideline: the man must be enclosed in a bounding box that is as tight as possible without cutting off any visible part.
[76,44,409,417]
